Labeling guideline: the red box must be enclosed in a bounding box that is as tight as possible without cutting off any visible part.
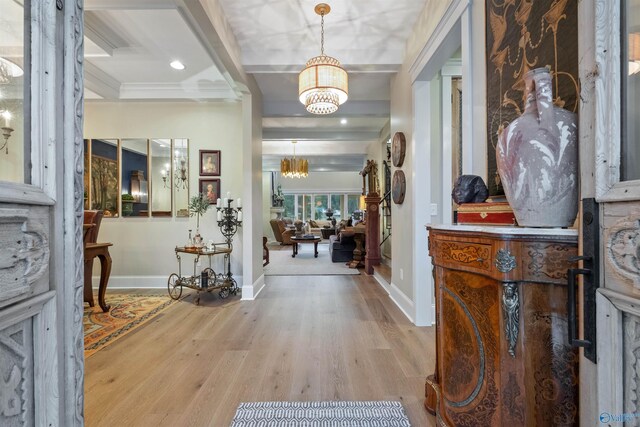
[456,201,517,226]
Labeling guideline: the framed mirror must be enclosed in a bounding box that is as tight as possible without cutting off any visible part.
[89,138,120,217]
[121,138,149,217]
[173,138,190,217]
[623,0,640,181]
[150,139,172,216]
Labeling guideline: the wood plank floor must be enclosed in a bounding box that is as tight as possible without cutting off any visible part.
[85,275,436,426]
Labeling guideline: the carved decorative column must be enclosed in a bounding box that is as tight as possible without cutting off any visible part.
[364,195,382,274]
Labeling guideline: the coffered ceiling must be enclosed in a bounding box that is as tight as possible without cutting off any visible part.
[2,0,427,172]
[218,0,427,172]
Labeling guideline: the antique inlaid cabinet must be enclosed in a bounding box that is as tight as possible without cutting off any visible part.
[424,225,579,426]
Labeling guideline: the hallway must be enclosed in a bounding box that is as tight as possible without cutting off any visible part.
[84,277,435,426]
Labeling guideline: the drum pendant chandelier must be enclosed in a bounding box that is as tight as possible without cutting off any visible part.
[298,3,348,115]
[281,141,309,178]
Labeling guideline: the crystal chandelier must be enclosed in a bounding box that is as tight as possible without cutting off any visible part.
[281,141,308,178]
[298,3,348,115]
[0,57,23,85]
[160,153,189,190]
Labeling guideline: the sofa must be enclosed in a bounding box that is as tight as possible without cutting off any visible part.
[328,231,357,263]
[307,219,333,237]
[269,219,295,245]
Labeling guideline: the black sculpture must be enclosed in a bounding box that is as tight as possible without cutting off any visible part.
[452,175,489,204]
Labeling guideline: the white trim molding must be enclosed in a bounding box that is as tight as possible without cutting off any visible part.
[389,282,416,324]
[409,0,470,83]
[241,274,265,301]
[596,289,628,418]
[592,0,640,201]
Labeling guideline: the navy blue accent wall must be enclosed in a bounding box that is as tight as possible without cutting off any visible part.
[122,148,148,215]
[92,139,118,160]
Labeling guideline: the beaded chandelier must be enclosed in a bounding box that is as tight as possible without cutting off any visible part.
[298,3,348,115]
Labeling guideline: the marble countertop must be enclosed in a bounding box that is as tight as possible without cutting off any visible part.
[426,223,578,237]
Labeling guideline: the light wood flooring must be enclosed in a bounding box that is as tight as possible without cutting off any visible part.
[85,275,436,426]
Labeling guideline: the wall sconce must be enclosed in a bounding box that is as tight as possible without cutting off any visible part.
[161,155,188,190]
[130,170,148,203]
[1,111,13,155]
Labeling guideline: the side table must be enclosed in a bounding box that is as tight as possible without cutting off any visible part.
[320,227,336,239]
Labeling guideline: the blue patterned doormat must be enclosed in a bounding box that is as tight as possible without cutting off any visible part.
[230,401,412,426]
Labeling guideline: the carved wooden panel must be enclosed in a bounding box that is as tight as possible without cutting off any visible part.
[522,242,574,284]
[522,283,579,426]
[440,271,499,426]
[426,228,579,426]
[607,215,640,289]
[435,240,492,271]
[0,319,34,427]
[0,206,50,308]
[624,313,640,418]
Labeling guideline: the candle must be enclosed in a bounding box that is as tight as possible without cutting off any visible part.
[223,197,228,206]
[2,111,10,128]
[161,170,166,177]
[217,211,222,221]
[237,211,243,222]
[216,198,221,208]
[237,198,242,208]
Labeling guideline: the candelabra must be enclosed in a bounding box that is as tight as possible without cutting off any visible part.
[0,126,13,154]
[215,196,243,296]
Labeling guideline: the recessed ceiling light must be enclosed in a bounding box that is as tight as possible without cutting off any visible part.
[170,60,185,70]
[340,118,347,125]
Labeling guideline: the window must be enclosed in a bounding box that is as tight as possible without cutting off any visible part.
[623,0,640,181]
[281,192,360,221]
[314,195,328,220]
[0,0,27,183]
[330,194,343,220]
[283,194,295,218]
[347,194,360,216]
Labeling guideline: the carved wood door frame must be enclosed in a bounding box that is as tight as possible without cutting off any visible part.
[579,0,640,423]
[0,1,85,426]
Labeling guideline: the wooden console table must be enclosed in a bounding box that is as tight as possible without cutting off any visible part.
[425,225,579,426]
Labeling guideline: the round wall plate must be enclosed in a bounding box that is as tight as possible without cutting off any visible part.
[392,170,406,204]
[392,131,406,167]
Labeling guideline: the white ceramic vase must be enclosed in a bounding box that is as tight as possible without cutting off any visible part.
[496,68,578,227]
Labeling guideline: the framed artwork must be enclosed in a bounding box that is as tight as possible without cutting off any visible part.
[199,178,221,204]
[485,0,578,195]
[199,150,221,176]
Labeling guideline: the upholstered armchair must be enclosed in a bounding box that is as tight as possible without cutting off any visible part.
[269,219,294,245]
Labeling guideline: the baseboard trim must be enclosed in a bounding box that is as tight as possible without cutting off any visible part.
[389,282,416,324]
[93,275,166,289]
[241,274,265,301]
[372,270,392,294]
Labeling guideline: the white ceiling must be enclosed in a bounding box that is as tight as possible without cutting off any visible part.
[2,0,427,172]
[217,0,427,172]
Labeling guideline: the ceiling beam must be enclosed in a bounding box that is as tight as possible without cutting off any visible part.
[244,64,401,74]
[263,100,390,118]
[84,11,129,56]
[84,61,121,99]
[84,0,176,10]
[263,129,379,142]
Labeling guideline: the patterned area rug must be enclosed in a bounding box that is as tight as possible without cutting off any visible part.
[230,401,411,426]
[84,293,174,358]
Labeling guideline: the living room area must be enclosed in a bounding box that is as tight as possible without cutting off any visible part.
[262,138,393,278]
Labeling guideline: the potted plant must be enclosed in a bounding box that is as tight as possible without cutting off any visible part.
[189,194,210,246]
[121,193,135,216]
